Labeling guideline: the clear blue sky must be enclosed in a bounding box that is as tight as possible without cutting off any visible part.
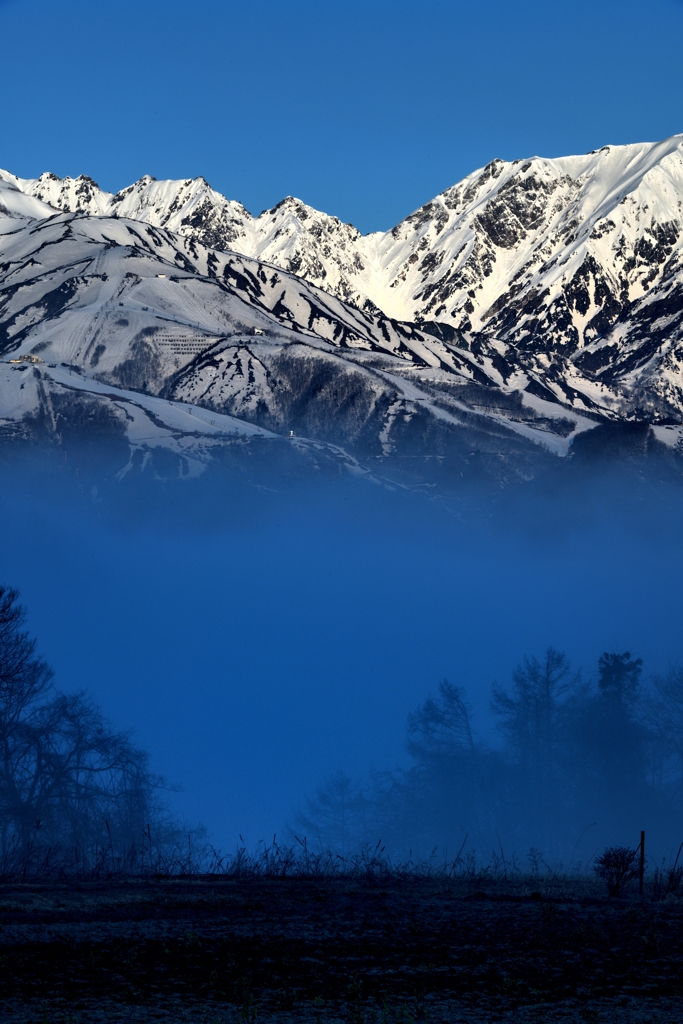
[2,0,682,232]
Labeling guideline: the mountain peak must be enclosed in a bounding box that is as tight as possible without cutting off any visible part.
[266,196,309,216]
[4,135,683,425]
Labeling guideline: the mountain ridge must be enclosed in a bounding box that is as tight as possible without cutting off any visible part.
[0,200,593,482]
[4,133,683,426]
[4,134,683,310]
[2,135,683,484]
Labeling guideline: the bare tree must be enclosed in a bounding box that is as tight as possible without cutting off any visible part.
[491,648,575,785]
[407,679,475,764]
[0,585,174,875]
[293,769,371,855]
[386,679,502,857]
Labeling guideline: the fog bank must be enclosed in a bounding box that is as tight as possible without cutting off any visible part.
[1,445,682,854]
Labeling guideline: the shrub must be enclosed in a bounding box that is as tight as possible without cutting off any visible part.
[593,845,638,896]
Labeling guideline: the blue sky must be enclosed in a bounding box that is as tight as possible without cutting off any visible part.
[2,0,683,232]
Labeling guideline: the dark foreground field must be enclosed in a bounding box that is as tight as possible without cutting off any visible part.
[0,877,682,1023]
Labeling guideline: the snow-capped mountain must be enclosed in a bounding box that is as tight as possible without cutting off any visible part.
[4,135,683,425]
[2,136,683,481]
[0,181,593,481]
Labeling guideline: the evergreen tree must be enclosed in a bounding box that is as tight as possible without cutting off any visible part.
[569,651,651,845]
[645,667,683,812]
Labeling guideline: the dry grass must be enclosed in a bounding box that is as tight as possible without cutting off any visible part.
[0,873,682,1023]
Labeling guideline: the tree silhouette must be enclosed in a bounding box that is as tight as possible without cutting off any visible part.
[491,648,575,784]
[294,769,371,855]
[0,585,176,875]
[598,652,642,706]
[407,679,475,764]
[646,667,683,812]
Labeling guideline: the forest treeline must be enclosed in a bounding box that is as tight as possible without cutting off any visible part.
[5,577,683,876]
[295,649,683,865]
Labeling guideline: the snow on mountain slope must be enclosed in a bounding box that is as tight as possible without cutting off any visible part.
[0,175,57,225]
[0,169,250,236]
[0,198,588,479]
[0,356,385,482]
[4,134,683,423]
[0,170,373,308]
[0,191,475,377]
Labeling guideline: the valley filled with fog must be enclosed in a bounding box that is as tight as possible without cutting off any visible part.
[2,440,682,866]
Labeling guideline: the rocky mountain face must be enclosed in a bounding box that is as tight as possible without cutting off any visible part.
[0,169,366,304]
[0,188,594,482]
[1,136,683,483]
[4,135,683,424]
